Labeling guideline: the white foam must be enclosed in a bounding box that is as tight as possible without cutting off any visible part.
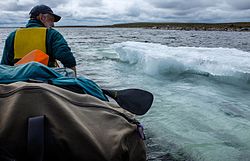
[111,42,250,80]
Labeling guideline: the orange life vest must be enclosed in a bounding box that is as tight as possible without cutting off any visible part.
[15,49,49,66]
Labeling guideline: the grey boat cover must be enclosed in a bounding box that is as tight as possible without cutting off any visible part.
[0,82,146,161]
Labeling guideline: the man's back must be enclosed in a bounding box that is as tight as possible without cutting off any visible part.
[1,5,76,74]
[1,19,76,68]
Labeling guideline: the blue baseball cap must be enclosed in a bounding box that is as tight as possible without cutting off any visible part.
[29,5,61,22]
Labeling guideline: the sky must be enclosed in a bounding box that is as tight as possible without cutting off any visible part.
[0,0,249,27]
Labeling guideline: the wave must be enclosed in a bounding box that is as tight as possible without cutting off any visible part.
[111,41,250,86]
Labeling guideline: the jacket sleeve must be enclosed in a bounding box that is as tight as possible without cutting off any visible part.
[48,29,76,68]
[1,32,15,65]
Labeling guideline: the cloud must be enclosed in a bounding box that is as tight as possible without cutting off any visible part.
[0,0,249,27]
[141,0,250,23]
[226,0,250,10]
[78,0,103,7]
[145,0,217,10]
[0,0,33,11]
[55,0,144,25]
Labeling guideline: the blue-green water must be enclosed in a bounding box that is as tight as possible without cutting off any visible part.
[1,28,250,161]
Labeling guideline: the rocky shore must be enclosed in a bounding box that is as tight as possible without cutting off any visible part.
[108,22,250,32]
[56,22,250,32]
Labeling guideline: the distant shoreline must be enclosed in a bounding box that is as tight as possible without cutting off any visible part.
[1,22,250,31]
[56,22,250,31]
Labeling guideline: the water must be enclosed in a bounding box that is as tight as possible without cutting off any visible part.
[1,28,250,161]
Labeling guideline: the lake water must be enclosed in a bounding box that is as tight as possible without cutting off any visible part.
[1,27,250,161]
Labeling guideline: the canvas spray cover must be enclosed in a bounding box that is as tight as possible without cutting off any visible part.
[0,82,146,161]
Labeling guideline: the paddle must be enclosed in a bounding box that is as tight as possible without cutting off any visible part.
[102,89,153,115]
[45,82,153,115]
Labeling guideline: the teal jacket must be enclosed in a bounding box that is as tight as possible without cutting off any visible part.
[1,19,76,68]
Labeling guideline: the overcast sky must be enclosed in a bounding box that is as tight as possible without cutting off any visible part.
[0,0,249,27]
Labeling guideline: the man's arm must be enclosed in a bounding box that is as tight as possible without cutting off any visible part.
[1,32,15,65]
[47,29,77,71]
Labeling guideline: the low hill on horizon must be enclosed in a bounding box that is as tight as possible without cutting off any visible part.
[57,22,250,31]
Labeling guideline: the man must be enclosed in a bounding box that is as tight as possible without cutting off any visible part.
[1,5,76,74]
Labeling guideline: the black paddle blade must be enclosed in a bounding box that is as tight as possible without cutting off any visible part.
[103,89,154,115]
